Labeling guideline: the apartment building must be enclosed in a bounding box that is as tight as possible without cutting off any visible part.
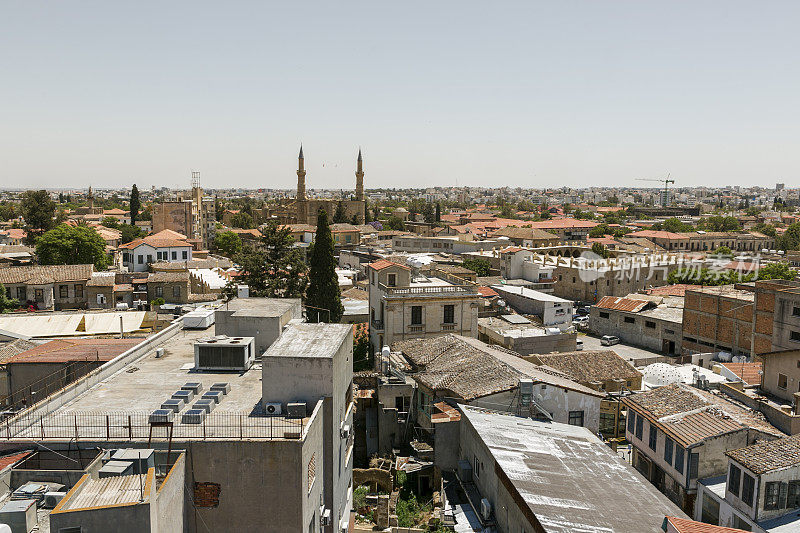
[366,260,480,352]
[152,183,216,249]
[622,383,783,515]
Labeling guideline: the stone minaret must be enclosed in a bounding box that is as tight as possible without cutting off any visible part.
[88,185,94,211]
[296,145,306,201]
[355,148,364,201]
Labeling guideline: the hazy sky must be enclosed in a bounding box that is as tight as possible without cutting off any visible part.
[2,1,799,190]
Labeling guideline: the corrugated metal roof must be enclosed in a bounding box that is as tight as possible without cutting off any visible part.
[658,409,745,448]
[0,312,146,338]
[595,296,651,312]
[61,473,150,510]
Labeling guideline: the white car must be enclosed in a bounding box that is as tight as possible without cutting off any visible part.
[600,335,620,346]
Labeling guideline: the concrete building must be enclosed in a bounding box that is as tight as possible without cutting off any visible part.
[0,264,94,311]
[393,334,604,436]
[433,405,685,532]
[590,294,684,354]
[214,297,302,355]
[366,260,480,353]
[682,285,755,357]
[491,285,573,330]
[152,178,216,249]
[261,323,354,533]
[477,314,577,355]
[622,383,784,515]
[692,434,800,531]
[499,248,556,290]
[626,230,775,253]
[390,235,503,254]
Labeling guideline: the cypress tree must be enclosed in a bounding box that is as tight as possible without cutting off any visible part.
[130,184,140,225]
[306,209,343,323]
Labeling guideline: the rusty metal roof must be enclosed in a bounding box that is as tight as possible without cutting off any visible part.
[595,296,651,312]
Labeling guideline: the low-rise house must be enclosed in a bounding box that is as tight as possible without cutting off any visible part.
[433,405,685,532]
[757,348,800,405]
[665,516,750,533]
[622,383,784,515]
[490,226,560,247]
[590,294,684,354]
[393,334,604,436]
[694,434,800,531]
[85,272,145,309]
[492,285,573,330]
[477,314,578,354]
[118,230,193,272]
[0,264,93,311]
[146,271,190,304]
[331,223,361,246]
[525,349,643,436]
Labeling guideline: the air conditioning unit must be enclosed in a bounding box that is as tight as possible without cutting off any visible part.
[194,336,256,371]
[182,409,207,424]
[480,498,492,521]
[42,492,66,509]
[340,424,352,439]
[287,402,307,419]
[320,508,331,526]
[264,402,282,415]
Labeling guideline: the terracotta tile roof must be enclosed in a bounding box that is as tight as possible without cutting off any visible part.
[627,230,686,240]
[658,410,746,448]
[595,295,652,312]
[5,338,141,364]
[367,259,409,271]
[666,516,751,533]
[0,264,94,285]
[118,235,192,250]
[720,362,762,386]
[528,218,598,230]
[431,402,461,423]
[0,451,31,471]
[644,284,695,297]
[533,350,642,384]
[491,227,559,241]
[341,287,368,301]
[477,286,498,298]
[726,434,800,474]
[147,271,189,283]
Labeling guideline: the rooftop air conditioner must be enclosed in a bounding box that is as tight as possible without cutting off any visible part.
[42,492,66,509]
[264,402,282,415]
[182,409,207,424]
[287,402,307,419]
[194,336,256,371]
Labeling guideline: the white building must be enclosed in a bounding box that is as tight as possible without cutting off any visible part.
[118,230,193,272]
[492,285,573,330]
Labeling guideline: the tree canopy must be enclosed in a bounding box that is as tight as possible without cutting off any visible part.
[233,220,307,298]
[20,190,56,243]
[461,257,491,277]
[36,224,110,270]
[214,230,243,257]
[130,184,140,225]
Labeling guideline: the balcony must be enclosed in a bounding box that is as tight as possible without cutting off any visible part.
[379,283,478,297]
[371,318,384,331]
[441,323,456,331]
[408,325,424,333]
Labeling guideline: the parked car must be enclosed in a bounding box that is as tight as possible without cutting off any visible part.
[575,306,591,317]
[600,335,620,346]
[575,339,584,351]
[572,316,589,328]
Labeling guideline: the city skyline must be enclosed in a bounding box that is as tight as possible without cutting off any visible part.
[3,1,800,189]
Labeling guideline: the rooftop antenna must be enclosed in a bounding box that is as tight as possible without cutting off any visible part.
[191,171,200,189]
[138,450,144,502]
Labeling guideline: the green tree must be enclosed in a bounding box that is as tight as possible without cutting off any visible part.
[655,217,693,233]
[353,323,372,371]
[753,223,776,238]
[20,190,56,243]
[36,224,110,270]
[757,262,797,281]
[221,279,238,302]
[385,216,405,231]
[333,201,348,223]
[101,217,121,229]
[119,224,144,244]
[435,202,441,223]
[461,257,491,277]
[713,246,733,257]
[778,223,800,251]
[306,209,343,323]
[233,220,308,298]
[130,184,140,225]
[214,230,243,257]
[364,202,373,224]
[0,284,19,313]
[230,212,255,229]
[591,242,610,259]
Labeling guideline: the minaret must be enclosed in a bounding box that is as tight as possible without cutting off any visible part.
[88,185,94,211]
[296,145,306,201]
[355,148,364,202]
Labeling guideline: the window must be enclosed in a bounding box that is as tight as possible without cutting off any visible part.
[58,528,83,533]
[568,410,584,427]
[411,306,422,325]
[765,481,781,510]
[155,286,163,297]
[59,285,68,298]
[371,271,376,285]
[732,514,751,531]
[635,414,643,440]
[572,277,576,283]
[675,446,685,474]
[645,321,656,329]
[182,251,188,259]
[173,286,181,298]
[792,331,800,342]
[788,480,800,508]
[664,437,674,466]
[171,251,177,260]
[701,493,720,525]
[599,311,610,319]
[418,391,431,416]
[474,455,482,478]
[34,289,43,302]
[147,254,153,263]
[627,412,635,434]
[779,373,788,390]
[624,316,635,324]
[728,464,741,497]
[16,287,25,300]
[793,306,800,317]
[443,305,455,324]
[741,474,755,506]
[387,273,396,287]
[648,424,657,451]
[138,255,144,264]
[74,284,83,298]
[688,452,699,480]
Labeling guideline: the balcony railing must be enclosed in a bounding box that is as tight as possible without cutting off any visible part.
[441,323,456,331]
[380,283,478,296]
[408,325,424,333]
[371,318,384,330]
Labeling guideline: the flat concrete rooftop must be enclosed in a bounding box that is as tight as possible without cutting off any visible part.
[219,297,300,317]
[265,323,351,358]
[6,328,310,441]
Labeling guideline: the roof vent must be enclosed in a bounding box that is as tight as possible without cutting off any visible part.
[181,409,206,424]
[172,390,195,402]
[201,390,223,404]
[181,382,203,394]
[148,409,174,424]
[160,398,185,413]
[193,399,216,413]
[210,383,231,394]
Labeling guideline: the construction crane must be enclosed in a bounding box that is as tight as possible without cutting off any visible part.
[636,174,675,206]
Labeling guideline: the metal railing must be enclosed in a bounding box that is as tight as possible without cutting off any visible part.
[2,411,306,441]
[380,284,478,296]
[371,317,384,330]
